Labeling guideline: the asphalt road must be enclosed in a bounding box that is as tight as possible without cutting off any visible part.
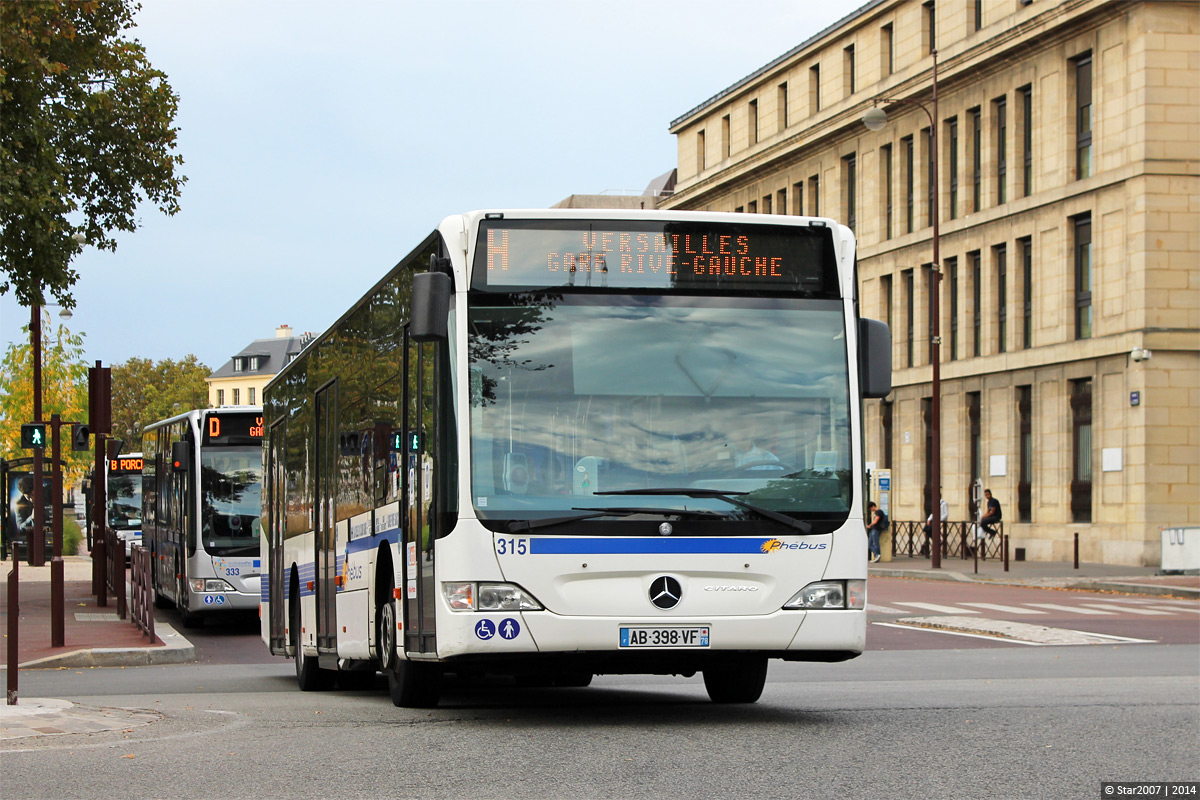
[4,581,1198,800]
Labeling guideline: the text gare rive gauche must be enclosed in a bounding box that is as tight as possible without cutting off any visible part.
[486,229,789,279]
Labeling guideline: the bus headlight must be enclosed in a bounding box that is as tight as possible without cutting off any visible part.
[190,578,234,593]
[783,579,866,610]
[443,582,543,611]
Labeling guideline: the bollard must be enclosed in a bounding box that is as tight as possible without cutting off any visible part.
[1003,534,1009,572]
[1074,532,1079,569]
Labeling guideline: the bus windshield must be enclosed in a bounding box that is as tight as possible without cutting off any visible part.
[107,475,142,530]
[468,293,852,531]
[200,446,262,556]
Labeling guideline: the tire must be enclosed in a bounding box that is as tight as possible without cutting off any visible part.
[703,657,768,704]
[292,597,333,691]
[387,657,442,708]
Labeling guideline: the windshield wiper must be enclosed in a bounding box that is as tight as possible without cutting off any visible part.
[594,488,813,534]
[505,505,726,533]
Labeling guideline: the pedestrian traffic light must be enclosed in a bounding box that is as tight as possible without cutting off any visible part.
[21,423,47,449]
[72,424,91,451]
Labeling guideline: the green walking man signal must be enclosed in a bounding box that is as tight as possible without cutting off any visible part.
[21,422,47,449]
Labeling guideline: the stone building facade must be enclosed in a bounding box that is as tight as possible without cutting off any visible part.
[206,325,312,410]
[661,0,1198,565]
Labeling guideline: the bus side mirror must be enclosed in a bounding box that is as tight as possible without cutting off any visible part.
[171,441,191,472]
[411,271,450,343]
[859,318,892,399]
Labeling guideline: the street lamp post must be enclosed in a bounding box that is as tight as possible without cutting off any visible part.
[863,50,943,569]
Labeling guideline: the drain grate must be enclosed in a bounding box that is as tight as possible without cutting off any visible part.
[74,613,121,622]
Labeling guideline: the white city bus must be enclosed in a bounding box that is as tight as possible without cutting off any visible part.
[261,209,891,706]
[106,451,144,560]
[142,407,264,627]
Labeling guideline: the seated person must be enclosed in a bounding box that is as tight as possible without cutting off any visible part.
[736,439,781,470]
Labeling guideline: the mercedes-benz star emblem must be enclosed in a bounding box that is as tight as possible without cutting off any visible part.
[658,522,673,536]
[649,576,682,609]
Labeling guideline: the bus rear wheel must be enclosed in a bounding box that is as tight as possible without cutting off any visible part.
[292,599,333,691]
[702,656,768,704]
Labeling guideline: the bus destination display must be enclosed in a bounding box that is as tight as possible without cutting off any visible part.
[473,219,836,294]
[109,456,144,474]
[203,413,264,445]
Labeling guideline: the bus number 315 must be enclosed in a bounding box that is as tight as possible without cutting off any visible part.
[495,538,529,556]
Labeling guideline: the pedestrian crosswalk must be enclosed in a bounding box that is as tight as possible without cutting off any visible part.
[869,598,1199,617]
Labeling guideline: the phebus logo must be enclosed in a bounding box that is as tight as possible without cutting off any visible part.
[761,538,828,553]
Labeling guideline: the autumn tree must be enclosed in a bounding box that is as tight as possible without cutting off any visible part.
[0,312,90,481]
[111,355,211,447]
[0,0,186,310]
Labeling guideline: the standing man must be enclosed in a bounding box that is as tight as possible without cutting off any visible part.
[866,501,887,563]
[980,489,1002,536]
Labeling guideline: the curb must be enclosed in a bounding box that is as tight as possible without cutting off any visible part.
[0,623,195,671]
[869,568,1199,599]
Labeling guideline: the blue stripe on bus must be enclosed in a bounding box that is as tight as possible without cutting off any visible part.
[528,537,775,555]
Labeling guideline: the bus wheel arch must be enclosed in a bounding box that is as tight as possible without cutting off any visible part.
[374,548,396,671]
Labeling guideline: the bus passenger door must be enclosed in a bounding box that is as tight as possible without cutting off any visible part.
[266,418,287,652]
[404,337,437,655]
[314,382,338,653]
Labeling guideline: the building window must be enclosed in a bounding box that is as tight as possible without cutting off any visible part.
[748,199,757,214]
[881,23,894,76]
[994,95,1007,205]
[970,250,981,357]
[1019,236,1033,349]
[970,107,982,212]
[1019,85,1033,196]
[843,153,857,230]
[248,356,259,370]
[947,256,959,360]
[881,400,894,469]
[233,358,243,373]
[1070,378,1093,523]
[722,115,731,160]
[793,181,804,216]
[924,128,934,229]
[249,387,256,405]
[1073,213,1092,339]
[903,135,915,233]
[217,389,224,407]
[903,268,915,368]
[844,45,856,96]
[881,143,894,239]
[696,130,706,173]
[1074,53,1093,179]
[947,117,958,220]
[749,99,759,145]
[809,174,820,216]
[809,64,821,114]
[881,273,894,331]
[762,194,772,214]
[232,388,240,405]
[1017,384,1032,524]
[776,188,787,215]
[995,243,1008,354]
[974,0,983,30]
[925,263,936,364]
[924,1,936,54]
[777,83,788,132]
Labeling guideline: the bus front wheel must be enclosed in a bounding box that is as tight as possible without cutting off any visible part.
[702,657,768,704]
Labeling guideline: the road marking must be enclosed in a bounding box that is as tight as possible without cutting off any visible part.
[893,601,978,615]
[1026,603,1116,615]
[959,602,1046,615]
[876,617,1157,646]
[1147,605,1200,614]
[1080,604,1174,616]
[866,603,908,614]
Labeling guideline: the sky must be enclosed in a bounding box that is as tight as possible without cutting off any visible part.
[2,0,868,373]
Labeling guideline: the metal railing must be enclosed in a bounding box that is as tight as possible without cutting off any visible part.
[98,526,127,619]
[890,520,1006,561]
[129,544,155,641]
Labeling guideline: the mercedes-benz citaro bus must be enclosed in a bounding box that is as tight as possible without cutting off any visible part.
[106,451,144,560]
[142,407,263,628]
[261,209,891,707]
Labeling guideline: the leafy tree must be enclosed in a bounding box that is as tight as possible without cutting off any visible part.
[0,311,90,481]
[111,355,210,447]
[0,0,185,310]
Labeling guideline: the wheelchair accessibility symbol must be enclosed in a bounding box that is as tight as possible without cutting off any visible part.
[474,619,496,640]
